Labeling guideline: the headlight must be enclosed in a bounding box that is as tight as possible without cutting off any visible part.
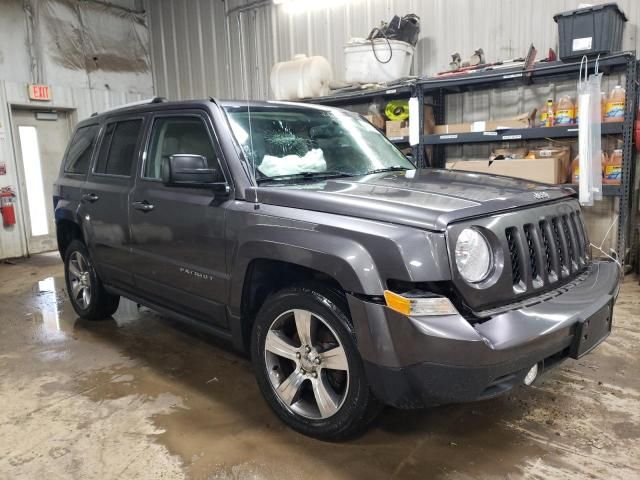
[455,228,493,283]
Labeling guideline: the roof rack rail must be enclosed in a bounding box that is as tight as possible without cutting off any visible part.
[89,97,168,117]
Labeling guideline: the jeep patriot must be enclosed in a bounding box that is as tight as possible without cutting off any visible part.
[54,98,620,440]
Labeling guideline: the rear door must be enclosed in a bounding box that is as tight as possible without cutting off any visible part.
[82,115,145,289]
[129,110,230,327]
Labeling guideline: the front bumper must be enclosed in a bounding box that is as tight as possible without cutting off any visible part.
[347,260,620,408]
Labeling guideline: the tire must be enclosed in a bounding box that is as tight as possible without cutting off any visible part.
[64,239,120,320]
[251,282,382,441]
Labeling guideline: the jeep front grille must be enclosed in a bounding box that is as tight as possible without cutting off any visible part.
[447,199,590,312]
[504,209,588,293]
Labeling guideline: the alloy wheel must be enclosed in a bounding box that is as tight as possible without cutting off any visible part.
[67,251,92,309]
[264,309,350,420]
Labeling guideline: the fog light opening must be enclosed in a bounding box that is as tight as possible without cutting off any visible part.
[523,363,539,386]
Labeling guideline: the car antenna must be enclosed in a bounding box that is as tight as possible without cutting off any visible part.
[237,13,258,203]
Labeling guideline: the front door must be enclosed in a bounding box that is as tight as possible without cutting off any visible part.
[129,111,229,328]
[11,109,71,254]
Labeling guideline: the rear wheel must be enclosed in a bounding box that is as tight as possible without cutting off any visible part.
[64,240,119,320]
[251,283,381,440]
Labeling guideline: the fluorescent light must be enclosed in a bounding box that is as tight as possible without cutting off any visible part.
[274,0,356,13]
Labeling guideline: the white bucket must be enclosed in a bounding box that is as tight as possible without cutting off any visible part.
[344,39,415,84]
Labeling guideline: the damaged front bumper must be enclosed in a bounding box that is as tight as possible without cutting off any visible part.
[348,259,620,409]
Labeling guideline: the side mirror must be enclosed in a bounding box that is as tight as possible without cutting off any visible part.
[162,154,227,192]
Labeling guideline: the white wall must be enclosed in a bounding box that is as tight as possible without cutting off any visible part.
[0,0,153,260]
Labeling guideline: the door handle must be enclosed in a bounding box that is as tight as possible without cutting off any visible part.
[82,193,99,203]
[132,200,155,212]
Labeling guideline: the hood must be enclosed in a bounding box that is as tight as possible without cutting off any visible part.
[249,169,577,231]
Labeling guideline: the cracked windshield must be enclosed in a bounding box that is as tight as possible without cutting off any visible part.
[223,105,414,184]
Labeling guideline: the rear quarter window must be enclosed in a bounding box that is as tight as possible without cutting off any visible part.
[64,124,99,174]
[94,119,143,176]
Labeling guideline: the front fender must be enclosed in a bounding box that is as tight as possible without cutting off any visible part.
[226,202,452,315]
[228,224,383,312]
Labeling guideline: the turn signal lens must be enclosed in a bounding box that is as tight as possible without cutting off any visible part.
[383,290,458,316]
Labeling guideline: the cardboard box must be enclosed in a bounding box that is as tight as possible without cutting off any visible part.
[481,118,529,131]
[529,146,571,182]
[490,148,529,160]
[433,123,472,134]
[364,113,386,131]
[386,120,409,138]
[434,110,537,135]
[424,105,436,134]
[446,157,569,184]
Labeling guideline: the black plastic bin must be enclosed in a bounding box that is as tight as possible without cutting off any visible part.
[554,3,627,60]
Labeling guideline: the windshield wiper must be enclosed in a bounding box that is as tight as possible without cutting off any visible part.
[257,170,354,185]
[365,166,410,175]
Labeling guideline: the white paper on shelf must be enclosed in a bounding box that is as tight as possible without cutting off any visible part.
[408,97,419,146]
[471,121,486,132]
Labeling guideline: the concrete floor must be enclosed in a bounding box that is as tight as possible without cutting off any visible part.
[0,253,639,479]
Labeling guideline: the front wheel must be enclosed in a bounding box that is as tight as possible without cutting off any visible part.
[251,284,381,440]
[64,240,120,320]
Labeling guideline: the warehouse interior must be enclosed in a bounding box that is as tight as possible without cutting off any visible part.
[0,0,639,478]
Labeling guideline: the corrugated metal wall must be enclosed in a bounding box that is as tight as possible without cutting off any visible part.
[147,0,639,101]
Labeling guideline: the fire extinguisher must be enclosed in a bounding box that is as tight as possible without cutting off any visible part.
[1,187,17,226]
[635,89,640,152]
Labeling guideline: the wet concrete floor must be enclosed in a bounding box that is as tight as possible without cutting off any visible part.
[0,252,639,479]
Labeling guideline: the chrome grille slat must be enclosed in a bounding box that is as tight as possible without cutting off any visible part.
[541,219,561,280]
[523,223,547,287]
[523,225,538,281]
[571,211,588,260]
[551,217,571,277]
[505,227,521,286]
[561,214,579,271]
[538,220,555,280]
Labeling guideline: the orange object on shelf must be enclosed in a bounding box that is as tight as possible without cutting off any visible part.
[571,153,607,184]
[545,99,555,127]
[555,96,575,125]
[604,86,625,123]
[571,155,579,183]
[603,149,622,184]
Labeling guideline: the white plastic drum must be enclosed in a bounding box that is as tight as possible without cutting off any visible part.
[270,54,333,100]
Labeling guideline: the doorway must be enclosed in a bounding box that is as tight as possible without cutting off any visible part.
[11,108,72,254]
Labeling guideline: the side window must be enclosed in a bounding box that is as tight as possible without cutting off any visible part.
[94,119,143,176]
[64,125,99,174]
[144,116,223,181]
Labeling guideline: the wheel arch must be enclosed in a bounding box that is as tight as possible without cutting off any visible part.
[230,235,384,351]
[56,218,85,259]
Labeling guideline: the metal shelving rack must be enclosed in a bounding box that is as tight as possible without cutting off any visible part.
[308,52,638,261]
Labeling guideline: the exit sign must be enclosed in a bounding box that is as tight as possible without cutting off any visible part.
[28,84,52,101]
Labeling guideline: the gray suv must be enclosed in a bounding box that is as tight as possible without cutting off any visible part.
[54,98,620,440]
